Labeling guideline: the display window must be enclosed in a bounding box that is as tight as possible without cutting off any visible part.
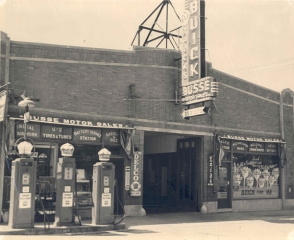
[232,153,280,199]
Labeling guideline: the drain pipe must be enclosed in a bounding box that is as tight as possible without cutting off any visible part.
[280,88,294,209]
[279,91,285,209]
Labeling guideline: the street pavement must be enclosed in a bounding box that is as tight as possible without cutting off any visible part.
[1,209,294,239]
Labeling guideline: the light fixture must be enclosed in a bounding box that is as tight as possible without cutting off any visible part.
[18,97,36,108]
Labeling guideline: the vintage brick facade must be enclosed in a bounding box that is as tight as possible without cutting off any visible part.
[0,31,293,219]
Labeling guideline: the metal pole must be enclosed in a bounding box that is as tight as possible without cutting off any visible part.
[24,105,29,140]
[279,92,285,209]
[166,2,168,49]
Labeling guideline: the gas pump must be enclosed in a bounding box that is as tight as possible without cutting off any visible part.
[9,96,37,228]
[9,144,37,228]
[92,148,115,225]
[54,143,76,226]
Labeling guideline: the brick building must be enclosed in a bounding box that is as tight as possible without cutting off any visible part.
[0,31,293,221]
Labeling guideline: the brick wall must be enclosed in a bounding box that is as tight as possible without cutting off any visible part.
[8,40,287,138]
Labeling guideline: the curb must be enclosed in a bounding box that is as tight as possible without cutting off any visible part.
[0,223,126,235]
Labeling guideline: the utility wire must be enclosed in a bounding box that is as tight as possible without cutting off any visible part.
[234,57,294,73]
[237,63,294,75]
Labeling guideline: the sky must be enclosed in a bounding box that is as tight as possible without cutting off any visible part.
[0,0,293,93]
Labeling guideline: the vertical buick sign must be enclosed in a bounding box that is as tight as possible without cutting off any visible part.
[181,0,201,87]
[181,0,218,107]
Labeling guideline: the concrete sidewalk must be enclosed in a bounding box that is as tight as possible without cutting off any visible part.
[0,217,126,235]
[1,209,294,235]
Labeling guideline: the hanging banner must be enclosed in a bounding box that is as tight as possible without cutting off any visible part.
[0,90,8,122]
[129,151,142,197]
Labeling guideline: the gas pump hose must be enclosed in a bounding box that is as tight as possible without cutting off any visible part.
[112,179,125,226]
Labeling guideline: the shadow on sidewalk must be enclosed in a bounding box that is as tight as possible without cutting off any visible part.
[123,209,294,227]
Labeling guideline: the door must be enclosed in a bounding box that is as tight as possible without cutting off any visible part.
[177,138,199,211]
[217,161,231,209]
[143,155,169,207]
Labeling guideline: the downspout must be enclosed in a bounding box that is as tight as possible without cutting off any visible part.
[279,91,285,209]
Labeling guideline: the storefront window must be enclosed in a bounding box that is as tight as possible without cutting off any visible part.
[232,153,279,199]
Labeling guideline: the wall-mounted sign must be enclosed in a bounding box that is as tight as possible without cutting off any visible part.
[221,139,231,150]
[232,141,249,152]
[16,123,41,138]
[220,134,282,143]
[181,0,201,86]
[181,106,208,118]
[41,125,72,140]
[208,155,213,186]
[249,142,265,153]
[233,186,279,199]
[265,143,278,154]
[125,166,131,190]
[130,152,142,197]
[18,114,130,129]
[181,77,219,105]
[104,129,119,144]
[73,127,102,143]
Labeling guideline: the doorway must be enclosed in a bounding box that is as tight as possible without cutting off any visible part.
[176,138,200,211]
[217,161,231,209]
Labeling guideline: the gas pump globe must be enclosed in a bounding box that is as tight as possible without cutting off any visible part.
[98,148,111,161]
[60,143,74,157]
[17,140,34,158]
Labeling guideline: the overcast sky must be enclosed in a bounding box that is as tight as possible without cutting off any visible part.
[0,0,293,93]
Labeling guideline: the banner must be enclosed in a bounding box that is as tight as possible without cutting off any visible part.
[120,129,135,160]
[0,90,8,122]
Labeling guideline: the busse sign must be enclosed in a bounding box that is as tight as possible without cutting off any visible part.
[181,77,218,105]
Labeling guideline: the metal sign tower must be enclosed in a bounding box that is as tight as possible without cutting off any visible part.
[131,0,182,50]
